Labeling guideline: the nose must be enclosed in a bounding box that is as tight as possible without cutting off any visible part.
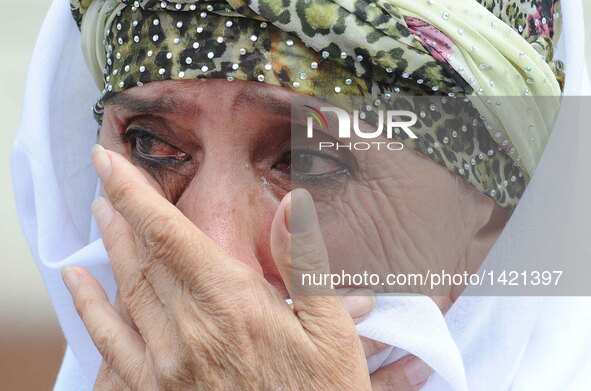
[174,155,280,282]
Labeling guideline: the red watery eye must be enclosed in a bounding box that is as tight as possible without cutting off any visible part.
[135,134,188,161]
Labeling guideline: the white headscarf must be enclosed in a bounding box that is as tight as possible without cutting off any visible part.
[12,0,591,390]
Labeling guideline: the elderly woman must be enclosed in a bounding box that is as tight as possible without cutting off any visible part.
[12,0,591,390]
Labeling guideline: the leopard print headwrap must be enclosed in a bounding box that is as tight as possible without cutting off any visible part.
[71,0,564,209]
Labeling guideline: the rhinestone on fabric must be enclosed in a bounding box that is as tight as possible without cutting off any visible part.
[77,0,553,210]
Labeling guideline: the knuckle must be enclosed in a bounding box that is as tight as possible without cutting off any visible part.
[110,180,137,211]
[140,213,182,256]
[234,278,269,324]
[156,352,196,390]
[93,323,117,366]
[75,296,101,323]
[132,214,188,282]
[123,278,153,313]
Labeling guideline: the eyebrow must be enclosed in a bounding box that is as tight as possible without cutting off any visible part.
[104,93,198,116]
[105,84,295,118]
[234,86,293,118]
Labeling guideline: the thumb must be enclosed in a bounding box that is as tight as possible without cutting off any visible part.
[271,189,331,296]
[270,189,354,337]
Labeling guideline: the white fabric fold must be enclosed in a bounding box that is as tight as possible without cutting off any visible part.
[12,0,591,390]
[359,297,468,390]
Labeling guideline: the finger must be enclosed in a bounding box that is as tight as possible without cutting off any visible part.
[62,266,151,390]
[336,288,377,324]
[114,291,137,332]
[285,287,376,325]
[360,337,389,358]
[92,145,226,279]
[93,197,170,346]
[270,189,355,342]
[370,356,433,391]
[334,287,388,358]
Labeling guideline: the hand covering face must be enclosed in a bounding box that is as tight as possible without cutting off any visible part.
[71,0,564,208]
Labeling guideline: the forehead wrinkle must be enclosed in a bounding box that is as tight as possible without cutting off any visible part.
[105,91,200,117]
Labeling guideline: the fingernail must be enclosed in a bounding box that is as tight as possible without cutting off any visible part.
[287,189,318,234]
[404,356,433,387]
[61,266,79,295]
[92,197,114,231]
[92,144,112,181]
[342,289,377,319]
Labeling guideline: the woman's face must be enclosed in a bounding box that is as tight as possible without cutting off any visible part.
[100,79,507,304]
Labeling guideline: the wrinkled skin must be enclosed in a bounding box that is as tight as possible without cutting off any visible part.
[99,79,508,299]
[68,79,508,390]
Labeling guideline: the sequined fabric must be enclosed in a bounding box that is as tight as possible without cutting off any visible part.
[70,0,563,209]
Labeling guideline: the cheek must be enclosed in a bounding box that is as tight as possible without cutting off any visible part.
[316,156,466,292]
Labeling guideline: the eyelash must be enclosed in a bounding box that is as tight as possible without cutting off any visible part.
[289,149,352,184]
[119,127,353,186]
[121,127,192,168]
